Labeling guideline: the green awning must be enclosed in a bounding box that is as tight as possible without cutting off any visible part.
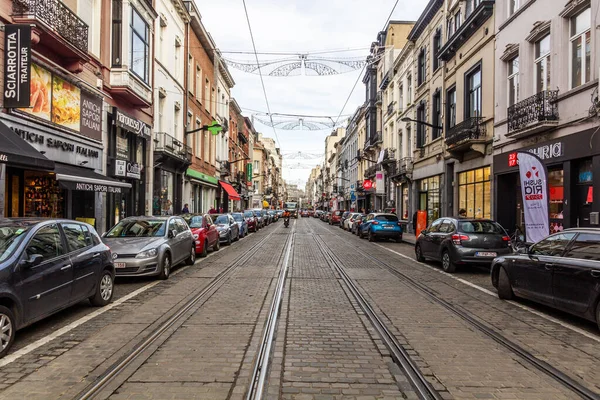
[186,168,218,185]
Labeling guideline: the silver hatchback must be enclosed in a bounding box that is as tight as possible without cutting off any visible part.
[102,216,195,280]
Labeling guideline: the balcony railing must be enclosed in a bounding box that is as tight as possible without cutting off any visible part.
[154,132,192,163]
[400,157,413,173]
[13,0,89,53]
[365,165,378,178]
[445,117,486,147]
[507,90,559,135]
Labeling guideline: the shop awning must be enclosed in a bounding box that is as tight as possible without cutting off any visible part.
[0,121,55,170]
[54,163,132,194]
[186,168,218,187]
[219,180,241,201]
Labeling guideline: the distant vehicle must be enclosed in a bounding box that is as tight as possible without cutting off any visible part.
[251,209,265,228]
[338,211,351,228]
[315,210,324,218]
[244,210,259,232]
[182,213,220,257]
[300,210,310,217]
[329,210,344,226]
[231,213,249,238]
[104,216,195,279]
[415,218,511,273]
[359,213,403,243]
[0,218,115,357]
[284,202,298,218]
[491,229,600,330]
[344,213,361,231]
[213,214,240,245]
[352,214,367,235]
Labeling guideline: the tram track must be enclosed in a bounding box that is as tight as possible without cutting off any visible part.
[312,221,600,400]
[76,224,288,400]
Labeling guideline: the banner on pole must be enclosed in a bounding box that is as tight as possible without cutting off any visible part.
[517,151,549,243]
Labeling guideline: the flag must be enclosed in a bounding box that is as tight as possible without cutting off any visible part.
[517,151,549,243]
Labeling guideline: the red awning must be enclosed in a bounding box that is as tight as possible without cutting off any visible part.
[219,180,241,201]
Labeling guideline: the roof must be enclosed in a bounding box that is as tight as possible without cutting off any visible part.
[407,0,444,41]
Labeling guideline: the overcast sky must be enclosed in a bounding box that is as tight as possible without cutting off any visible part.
[197,0,429,187]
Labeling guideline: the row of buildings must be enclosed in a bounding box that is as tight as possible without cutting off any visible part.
[307,0,600,236]
[0,0,285,233]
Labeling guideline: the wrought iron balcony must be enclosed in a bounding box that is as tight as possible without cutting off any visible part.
[365,164,378,178]
[13,0,89,59]
[507,90,559,137]
[445,117,486,147]
[400,157,414,173]
[154,132,192,164]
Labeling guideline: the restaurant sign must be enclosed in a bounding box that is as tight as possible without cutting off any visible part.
[113,108,151,138]
[4,25,31,108]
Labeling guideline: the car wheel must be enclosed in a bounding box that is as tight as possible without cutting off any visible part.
[213,239,220,252]
[185,245,196,265]
[159,253,171,280]
[200,240,208,257]
[0,306,16,358]
[227,233,232,246]
[415,244,425,262]
[497,267,514,300]
[368,230,376,242]
[89,270,114,306]
[441,250,457,273]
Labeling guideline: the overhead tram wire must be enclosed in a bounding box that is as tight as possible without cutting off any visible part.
[242,0,282,149]
[332,0,401,128]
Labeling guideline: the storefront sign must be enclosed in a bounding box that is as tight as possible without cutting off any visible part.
[113,159,141,180]
[74,182,124,193]
[517,151,549,243]
[0,154,7,162]
[4,25,31,108]
[113,108,151,138]
[80,92,102,139]
[508,142,563,167]
[246,163,252,182]
[363,179,373,190]
[376,171,385,195]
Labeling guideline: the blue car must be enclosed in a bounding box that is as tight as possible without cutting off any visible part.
[359,213,403,242]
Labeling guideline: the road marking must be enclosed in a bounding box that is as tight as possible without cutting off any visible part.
[373,243,600,344]
[0,233,245,368]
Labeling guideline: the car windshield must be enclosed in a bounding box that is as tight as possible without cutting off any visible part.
[0,225,31,262]
[215,215,229,224]
[232,214,244,222]
[459,220,504,234]
[106,219,166,237]
[375,215,399,222]
[244,211,254,218]
[184,215,204,228]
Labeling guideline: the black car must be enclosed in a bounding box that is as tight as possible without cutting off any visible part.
[415,218,512,272]
[0,219,115,357]
[491,229,600,330]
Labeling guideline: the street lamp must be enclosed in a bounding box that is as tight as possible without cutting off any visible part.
[185,121,223,135]
[400,117,443,130]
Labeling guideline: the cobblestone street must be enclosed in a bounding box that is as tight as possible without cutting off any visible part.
[0,218,598,400]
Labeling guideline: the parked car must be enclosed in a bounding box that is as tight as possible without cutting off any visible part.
[308,210,315,217]
[338,211,351,228]
[214,214,240,245]
[329,210,345,226]
[252,209,265,228]
[324,212,331,222]
[352,214,367,235]
[104,216,195,280]
[415,218,511,273]
[344,213,361,231]
[314,210,323,218]
[359,213,403,242]
[301,210,310,217]
[182,214,220,257]
[232,213,248,238]
[276,210,284,218]
[261,210,271,225]
[491,229,600,330]
[0,218,115,357]
[244,210,259,232]
[268,210,278,222]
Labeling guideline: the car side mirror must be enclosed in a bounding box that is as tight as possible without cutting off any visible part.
[22,254,43,268]
[168,229,177,238]
[101,232,107,238]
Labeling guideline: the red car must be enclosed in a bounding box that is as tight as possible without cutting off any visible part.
[329,210,345,225]
[244,210,259,232]
[183,214,220,257]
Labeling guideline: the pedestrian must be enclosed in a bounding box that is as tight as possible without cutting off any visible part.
[181,203,190,214]
[458,208,467,218]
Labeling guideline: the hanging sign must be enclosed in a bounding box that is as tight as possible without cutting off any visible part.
[517,151,549,243]
[376,171,385,195]
[246,162,252,182]
[363,179,373,190]
[4,25,31,108]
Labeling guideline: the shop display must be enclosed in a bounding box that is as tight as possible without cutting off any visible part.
[24,173,64,218]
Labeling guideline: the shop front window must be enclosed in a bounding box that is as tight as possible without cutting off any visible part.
[401,185,409,220]
[154,170,174,216]
[116,131,129,159]
[458,166,491,219]
[419,176,440,223]
[24,172,66,218]
[548,168,564,233]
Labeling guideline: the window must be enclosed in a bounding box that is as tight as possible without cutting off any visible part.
[188,55,194,94]
[174,106,179,137]
[211,87,215,116]
[204,79,210,112]
[565,233,600,261]
[432,29,441,71]
[458,167,491,219]
[111,0,122,66]
[417,48,426,85]
[432,90,441,140]
[508,56,519,106]
[458,220,503,234]
[454,12,461,31]
[254,160,259,172]
[428,219,443,232]
[203,131,209,160]
[508,0,520,16]
[62,223,91,251]
[570,7,591,88]
[26,224,64,261]
[195,118,201,157]
[416,103,426,148]
[535,34,551,92]
[466,65,482,118]
[530,232,575,256]
[466,0,474,16]
[446,86,456,128]
[398,84,404,111]
[130,8,150,83]
[407,75,412,104]
[447,19,453,38]
[196,65,202,100]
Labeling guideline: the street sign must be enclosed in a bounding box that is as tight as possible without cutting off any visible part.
[363,179,372,190]
[208,121,222,135]
[350,191,356,201]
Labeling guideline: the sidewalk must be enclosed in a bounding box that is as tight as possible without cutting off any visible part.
[402,232,416,245]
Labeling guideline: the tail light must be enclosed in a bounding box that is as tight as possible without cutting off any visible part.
[502,236,510,241]
[397,222,402,226]
[371,221,379,225]
[452,234,470,245]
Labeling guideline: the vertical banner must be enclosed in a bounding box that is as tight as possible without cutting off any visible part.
[517,151,549,243]
[246,163,252,182]
[4,25,31,108]
[416,210,427,238]
[376,170,385,195]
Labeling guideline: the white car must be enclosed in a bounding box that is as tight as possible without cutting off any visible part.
[344,213,361,231]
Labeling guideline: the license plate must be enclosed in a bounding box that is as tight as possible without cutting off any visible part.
[384,226,394,229]
[475,252,497,257]
[114,262,127,268]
